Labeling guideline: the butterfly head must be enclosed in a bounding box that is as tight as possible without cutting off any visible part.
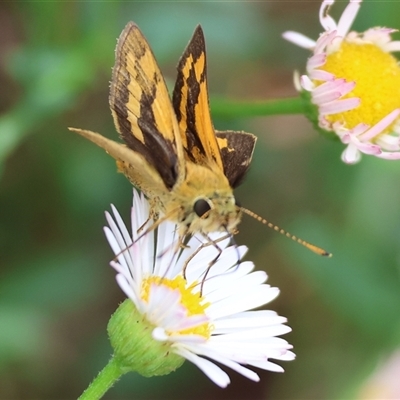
[159,161,240,235]
[177,192,240,235]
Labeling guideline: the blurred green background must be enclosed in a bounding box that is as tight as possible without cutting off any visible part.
[2,1,400,399]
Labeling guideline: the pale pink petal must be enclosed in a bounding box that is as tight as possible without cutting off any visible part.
[312,78,346,95]
[336,80,356,96]
[339,132,351,144]
[314,30,338,54]
[312,80,355,103]
[347,123,370,136]
[319,0,336,32]
[336,0,362,37]
[313,90,343,104]
[375,151,400,160]
[359,109,400,141]
[308,69,335,81]
[307,53,327,69]
[351,140,381,155]
[318,97,360,114]
[383,41,400,52]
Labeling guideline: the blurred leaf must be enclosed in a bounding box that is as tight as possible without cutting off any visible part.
[0,47,95,178]
[0,305,49,369]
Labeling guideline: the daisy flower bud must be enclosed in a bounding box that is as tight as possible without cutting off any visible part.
[104,190,295,388]
[283,0,400,163]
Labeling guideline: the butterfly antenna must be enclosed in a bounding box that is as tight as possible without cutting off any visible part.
[240,207,332,257]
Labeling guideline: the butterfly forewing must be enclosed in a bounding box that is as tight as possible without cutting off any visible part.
[110,22,185,189]
[172,25,224,171]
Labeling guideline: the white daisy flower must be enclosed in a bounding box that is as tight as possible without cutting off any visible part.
[104,190,295,388]
[283,0,400,163]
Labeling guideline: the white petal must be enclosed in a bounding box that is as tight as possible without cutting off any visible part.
[213,311,286,333]
[376,134,400,151]
[300,75,315,91]
[248,360,285,373]
[202,246,249,281]
[168,333,207,344]
[146,285,182,324]
[341,144,362,164]
[207,286,280,320]
[282,31,316,49]
[103,225,131,272]
[111,204,132,247]
[183,344,260,382]
[171,314,209,332]
[115,273,140,308]
[152,326,169,341]
[202,261,255,298]
[174,347,231,388]
[205,270,268,304]
[131,191,151,242]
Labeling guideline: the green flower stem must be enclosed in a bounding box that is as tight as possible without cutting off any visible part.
[78,356,125,400]
[211,96,305,118]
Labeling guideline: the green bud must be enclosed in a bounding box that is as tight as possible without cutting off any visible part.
[107,299,185,377]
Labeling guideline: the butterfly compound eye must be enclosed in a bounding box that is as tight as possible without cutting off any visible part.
[194,199,212,218]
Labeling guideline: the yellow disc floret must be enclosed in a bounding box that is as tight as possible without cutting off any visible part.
[142,276,211,338]
[320,41,400,129]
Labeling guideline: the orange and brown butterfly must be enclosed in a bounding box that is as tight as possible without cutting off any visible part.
[69,22,255,238]
[69,22,330,256]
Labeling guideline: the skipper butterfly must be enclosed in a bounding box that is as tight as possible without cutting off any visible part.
[70,22,255,236]
[70,22,330,257]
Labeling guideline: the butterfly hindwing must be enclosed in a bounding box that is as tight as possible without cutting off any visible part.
[110,22,185,189]
[216,131,257,188]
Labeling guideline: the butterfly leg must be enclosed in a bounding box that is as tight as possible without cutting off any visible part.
[181,233,233,295]
[137,199,160,233]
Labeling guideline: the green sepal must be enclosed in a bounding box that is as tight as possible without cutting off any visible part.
[300,90,340,142]
[108,299,185,377]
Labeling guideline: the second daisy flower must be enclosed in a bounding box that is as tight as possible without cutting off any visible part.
[284,0,400,163]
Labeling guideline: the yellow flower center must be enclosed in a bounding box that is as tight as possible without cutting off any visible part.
[141,276,211,338]
[319,41,400,130]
